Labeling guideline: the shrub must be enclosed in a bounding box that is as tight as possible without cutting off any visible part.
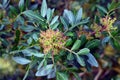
[0,0,120,80]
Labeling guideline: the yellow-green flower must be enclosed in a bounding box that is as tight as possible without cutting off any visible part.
[100,16,117,31]
[91,23,102,38]
[39,29,67,55]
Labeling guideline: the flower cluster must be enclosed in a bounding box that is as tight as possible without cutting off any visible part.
[77,27,93,40]
[91,23,102,38]
[39,29,67,55]
[100,16,117,31]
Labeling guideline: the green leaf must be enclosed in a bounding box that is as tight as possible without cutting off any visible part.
[85,39,100,49]
[37,59,45,70]
[108,1,116,11]
[77,48,90,55]
[32,33,38,42]
[108,1,120,12]
[79,35,86,46]
[73,72,82,80]
[67,53,74,60]
[64,9,75,26]
[65,38,73,47]
[70,17,89,30]
[20,25,35,32]
[50,16,59,25]
[0,25,4,30]
[1,38,9,47]
[50,22,59,30]
[102,36,110,47]
[111,39,120,50]
[96,5,108,14]
[22,49,43,57]
[9,6,18,16]
[76,55,85,66]
[86,53,98,67]
[16,16,25,25]
[14,29,20,45]
[19,0,24,11]
[31,53,44,58]
[47,8,54,22]
[65,32,76,37]
[2,0,8,5]
[12,57,31,65]
[2,0,10,8]
[60,16,68,30]
[36,64,53,76]
[76,8,82,23]
[23,10,45,22]
[47,70,56,79]
[27,37,32,45]
[71,40,81,50]
[56,72,68,80]
[41,0,47,17]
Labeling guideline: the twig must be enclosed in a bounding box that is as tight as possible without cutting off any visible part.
[94,67,103,80]
[62,47,76,54]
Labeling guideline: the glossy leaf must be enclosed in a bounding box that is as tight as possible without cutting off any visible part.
[71,40,81,50]
[36,64,53,76]
[67,53,74,60]
[85,39,100,49]
[76,55,85,66]
[32,33,38,42]
[102,36,110,47]
[63,9,75,26]
[76,8,82,23]
[19,0,24,7]
[65,38,73,47]
[79,35,86,46]
[27,37,32,45]
[50,22,59,30]
[47,70,56,79]
[20,25,35,32]
[73,72,82,80]
[70,17,89,30]
[0,25,4,30]
[37,59,45,70]
[96,5,108,14]
[60,16,68,30]
[41,0,47,17]
[86,53,98,67]
[12,57,31,65]
[65,32,76,37]
[23,10,45,22]
[50,16,59,25]
[19,0,24,11]
[56,72,68,80]
[47,8,54,22]
[77,48,90,55]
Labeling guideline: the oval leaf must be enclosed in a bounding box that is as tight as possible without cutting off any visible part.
[71,40,81,50]
[41,0,47,17]
[77,48,90,55]
[36,64,53,76]
[12,57,31,65]
[50,16,59,25]
[76,55,85,66]
[65,38,73,47]
[56,72,68,80]
[76,8,82,23]
[86,53,98,67]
